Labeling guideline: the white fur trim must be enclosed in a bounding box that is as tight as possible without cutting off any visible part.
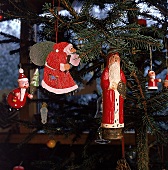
[20,88,26,101]
[101,90,124,128]
[114,90,120,126]
[41,80,78,94]
[148,86,158,89]
[45,62,56,70]
[19,68,24,73]
[18,78,28,82]
[63,43,72,55]
[150,76,155,78]
[45,62,65,71]
[101,123,124,128]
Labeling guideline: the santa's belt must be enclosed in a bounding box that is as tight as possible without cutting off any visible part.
[45,62,56,70]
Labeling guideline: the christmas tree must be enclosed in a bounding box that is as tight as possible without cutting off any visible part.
[0,0,168,170]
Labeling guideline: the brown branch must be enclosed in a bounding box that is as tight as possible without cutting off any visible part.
[130,72,166,138]
[61,0,78,19]
[79,43,102,59]
[145,0,168,17]
[49,9,64,24]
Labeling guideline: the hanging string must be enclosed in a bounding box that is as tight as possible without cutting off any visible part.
[161,145,164,169]
[52,0,55,7]
[19,63,22,69]
[149,45,153,70]
[122,136,125,158]
[115,134,131,170]
[165,37,168,74]
[53,0,60,43]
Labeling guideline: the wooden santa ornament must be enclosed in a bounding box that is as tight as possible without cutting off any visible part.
[164,74,168,88]
[147,70,161,90]
[100,51,126,140]
[147,46,161,91]
[41,42,80,94]
[7,68,33,109]
[164,40,168,88]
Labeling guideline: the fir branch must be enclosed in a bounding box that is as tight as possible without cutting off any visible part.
[8,0,25,14]
[49,9,65,24]
[144,0,168,16]
[153,115,168,122]
[147,91,168,113]
[31,161,56,170]
[81,153,102,169]
[17,129,39,148]
[0,32,20,42]
[115,34,162,49]
[130,71,147,111]
[78,41,102,61]
[61,0,78,19]
[128,71,166,142]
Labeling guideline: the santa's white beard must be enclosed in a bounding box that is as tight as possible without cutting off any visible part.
[20,88,26,101]
[109,62,121,88]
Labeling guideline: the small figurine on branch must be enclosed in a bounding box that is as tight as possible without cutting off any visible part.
[147,70,161,90]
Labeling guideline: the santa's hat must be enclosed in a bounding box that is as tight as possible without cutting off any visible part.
[18,68,28,82]
[53,42,69,53]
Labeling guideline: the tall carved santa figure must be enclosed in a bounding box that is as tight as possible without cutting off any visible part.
[42,42,80,94]
[101,51,126,139]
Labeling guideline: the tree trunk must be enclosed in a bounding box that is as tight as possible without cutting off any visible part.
[136,126,149,170]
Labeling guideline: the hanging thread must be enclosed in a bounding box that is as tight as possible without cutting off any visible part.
[53,0,60,43]
[122,136,125,158]
[149,45,153,70]
[165,37,168,73]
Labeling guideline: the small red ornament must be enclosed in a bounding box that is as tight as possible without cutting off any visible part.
[7,68,33,109]
[13,166,24,170]
[137,19,147,27]
[147,70,161,90]
[0,15,3,20]
[164,74,168,88]
[46,139,56,148]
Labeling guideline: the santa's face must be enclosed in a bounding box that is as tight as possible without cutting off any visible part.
[108,53,121,89]
[108,53,120,66]
[63,44,76,55]
[18,80,29,89]
[148,71,155,78]
[109,61,121,86]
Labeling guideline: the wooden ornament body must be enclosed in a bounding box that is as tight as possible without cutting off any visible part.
[7,88,30,109]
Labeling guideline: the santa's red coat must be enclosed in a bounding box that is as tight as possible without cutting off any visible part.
[148,78,160,90]
[42,51,78,94]
[101,67,126,127]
